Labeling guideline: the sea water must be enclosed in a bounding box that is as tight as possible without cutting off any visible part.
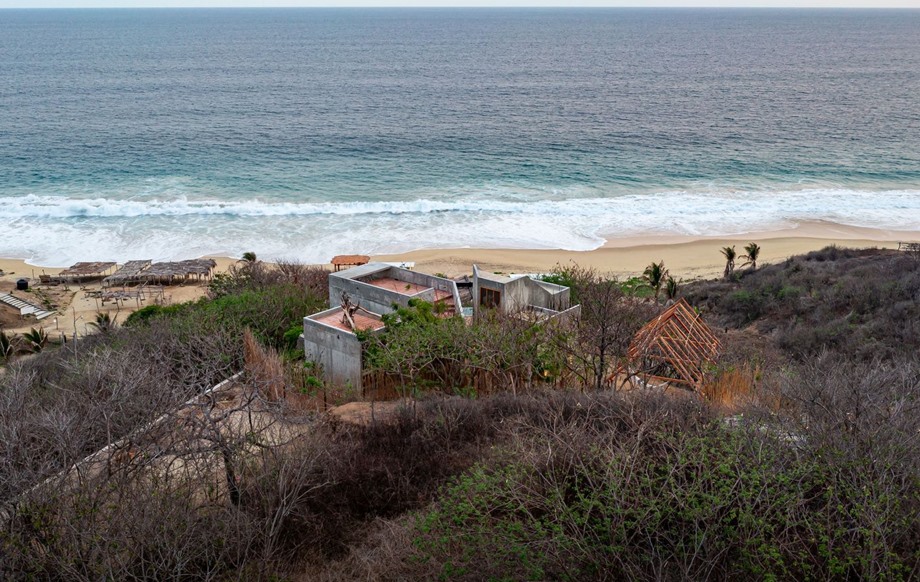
[1,8,918,266]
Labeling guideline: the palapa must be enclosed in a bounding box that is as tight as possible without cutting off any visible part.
[331,255,370,272]
[53,262,117,283]
[625,298,721,391]
[100,259,216,286]
[138,259,217,284]
[103,260,152,287]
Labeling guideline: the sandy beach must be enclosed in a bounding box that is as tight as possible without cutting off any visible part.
[1,222,915,339]
[376,222,915,279]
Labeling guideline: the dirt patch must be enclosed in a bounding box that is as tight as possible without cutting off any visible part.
[328,400,411,426]
[0,304,22,330]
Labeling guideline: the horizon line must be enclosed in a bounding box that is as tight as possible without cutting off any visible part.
[2,4,917,8]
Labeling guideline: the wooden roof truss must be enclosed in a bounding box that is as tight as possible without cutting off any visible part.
[627,298,720,391]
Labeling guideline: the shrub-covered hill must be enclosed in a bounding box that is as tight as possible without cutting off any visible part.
[1,251,918,580]
[684,247,920,360]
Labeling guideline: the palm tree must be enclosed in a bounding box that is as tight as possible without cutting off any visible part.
[721,246,737,280]
[742,242,761,271]
[643,260,668,302]
[241,251,257,263]
[665,276,680,301]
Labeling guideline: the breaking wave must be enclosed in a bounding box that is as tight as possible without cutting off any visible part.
[2,188,918,267]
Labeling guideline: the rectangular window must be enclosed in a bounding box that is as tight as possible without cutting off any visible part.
[480,287,501,309]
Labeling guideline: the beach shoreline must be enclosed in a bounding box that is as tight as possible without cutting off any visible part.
[374,222,915,279]
[1,221,913,339]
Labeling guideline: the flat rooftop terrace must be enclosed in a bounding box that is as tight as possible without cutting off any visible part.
[363,277,428,296]
[310,309,386,333]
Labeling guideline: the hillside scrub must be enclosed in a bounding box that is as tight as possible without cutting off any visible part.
[684,247,920,360]
[0,263,328,501]
[4,375,918,579]
[2,251,920,578]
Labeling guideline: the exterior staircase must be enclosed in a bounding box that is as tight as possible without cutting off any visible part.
[0,293,56,320]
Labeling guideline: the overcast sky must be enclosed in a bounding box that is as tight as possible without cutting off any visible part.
[1,0,918,7]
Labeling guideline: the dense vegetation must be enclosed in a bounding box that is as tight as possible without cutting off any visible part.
[0,261,327,501]
[0,248,918,580]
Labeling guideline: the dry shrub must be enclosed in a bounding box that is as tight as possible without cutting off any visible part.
[244,328,285,401]
[701,366,756,410]
[209,260,329,299]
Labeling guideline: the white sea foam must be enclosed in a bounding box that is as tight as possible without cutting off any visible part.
[2,188,918,267]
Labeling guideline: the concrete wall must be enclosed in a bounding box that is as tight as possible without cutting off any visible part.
[329,275,419,315]
[330,263,461,316]
[302,308,372,390]
[524,278,571,311]
[472,265,572,315]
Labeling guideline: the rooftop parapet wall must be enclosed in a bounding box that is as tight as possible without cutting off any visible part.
[330,263,461,316]
[472,265,572,315]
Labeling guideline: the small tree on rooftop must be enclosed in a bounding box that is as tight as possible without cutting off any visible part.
[742,242,761,271]
[721,246,737,281]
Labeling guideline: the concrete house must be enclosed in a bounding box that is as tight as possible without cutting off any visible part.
[472,265,581,321]
[301,263,463,392]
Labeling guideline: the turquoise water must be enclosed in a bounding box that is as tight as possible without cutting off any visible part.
[1,8,918,265]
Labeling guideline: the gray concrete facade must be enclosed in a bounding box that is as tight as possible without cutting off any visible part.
[472,265,574,316]
[301,307,385,391]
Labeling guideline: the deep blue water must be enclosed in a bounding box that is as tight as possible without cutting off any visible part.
[1,8,918,265]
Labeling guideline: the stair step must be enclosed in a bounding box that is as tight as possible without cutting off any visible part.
[0,293,55,320]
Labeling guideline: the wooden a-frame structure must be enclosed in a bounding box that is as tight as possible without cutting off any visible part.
[625,298,720,391]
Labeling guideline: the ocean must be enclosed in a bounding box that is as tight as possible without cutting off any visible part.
[1,8,918,266]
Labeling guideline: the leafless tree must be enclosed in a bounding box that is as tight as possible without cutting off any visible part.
[550,266,657,391]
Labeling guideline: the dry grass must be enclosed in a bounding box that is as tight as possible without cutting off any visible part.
[701,366,756,411]
[243,328,285,401]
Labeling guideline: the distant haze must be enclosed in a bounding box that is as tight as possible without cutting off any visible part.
[2,1,919,8]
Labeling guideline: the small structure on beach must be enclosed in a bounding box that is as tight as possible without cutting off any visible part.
[0,292,55,320]
[623,298,720,391]
[331,255,370,272]
[102,260,152,287]
[101,259,216,287]
[52,262,117,284]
